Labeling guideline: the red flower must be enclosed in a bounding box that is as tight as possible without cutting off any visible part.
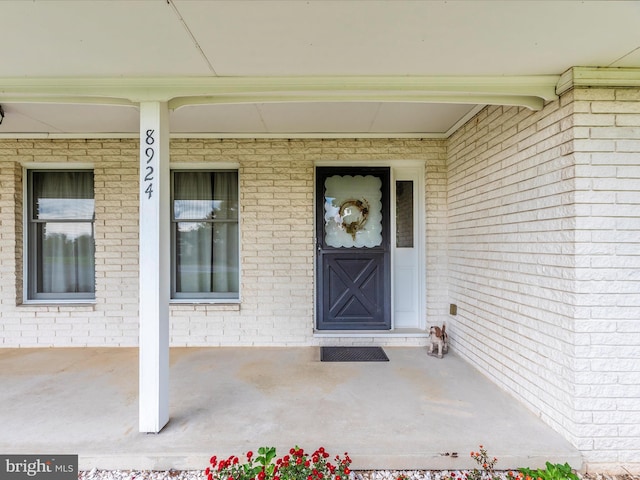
[344,468,351,475]
[247,451,253,460]
[210,456,217,466]
[258,471,266,480]
[305,460,311,468]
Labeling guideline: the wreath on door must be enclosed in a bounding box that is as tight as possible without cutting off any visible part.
[339,198,370,239]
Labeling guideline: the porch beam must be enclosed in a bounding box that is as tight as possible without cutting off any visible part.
[138,101,170,433]
[0,74,559,110]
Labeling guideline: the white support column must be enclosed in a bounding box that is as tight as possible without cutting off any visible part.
[138,101,170,433]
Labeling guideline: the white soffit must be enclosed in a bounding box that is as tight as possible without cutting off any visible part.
[156,1,640,77]
[0,103,140,134]
[0,0,639,137]
[0,1,208,76]
[0,1,639,77]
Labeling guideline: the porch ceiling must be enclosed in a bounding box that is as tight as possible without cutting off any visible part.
[0,0,639,138]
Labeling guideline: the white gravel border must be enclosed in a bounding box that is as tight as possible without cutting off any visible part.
[77,470,639,480]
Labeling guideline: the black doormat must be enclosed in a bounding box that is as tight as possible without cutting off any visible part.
[320,346,389,362]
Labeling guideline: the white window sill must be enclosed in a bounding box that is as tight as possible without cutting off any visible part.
[21,300,96,307]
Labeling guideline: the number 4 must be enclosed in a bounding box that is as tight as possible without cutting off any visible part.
[145,183,153,199]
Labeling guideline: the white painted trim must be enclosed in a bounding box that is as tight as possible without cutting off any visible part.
[172,132,453,139]
[315,159,429,168]
[444,105,486,136]
[169,162,239,170]
[0,75,559,107]
[20,162,94,169]
[391,165,427,330]
[170,299,241,306]
[313,160,427,333]
[21,165,96,304]
[138,101,171,434]
[314,330,429,338]
[170,94,546,110]
[21,300,96,306]
[22,169,28,305]
[556,66,640,95]
[0,132,451,140]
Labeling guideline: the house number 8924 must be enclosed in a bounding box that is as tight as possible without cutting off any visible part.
[143,129,155,199]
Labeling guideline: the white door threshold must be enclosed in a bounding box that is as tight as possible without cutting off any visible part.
[314,328,429,338]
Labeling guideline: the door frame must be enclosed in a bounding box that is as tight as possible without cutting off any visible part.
[314,160,426,332]
[315,166,391,330]
[392,165,427,331]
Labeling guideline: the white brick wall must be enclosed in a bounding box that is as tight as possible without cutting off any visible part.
[571,88,640,471]
[0,138,447,348]
[2,96,638,469]
[0,139,142,346]
[447,88,640,471]
[425,144,449,320]
[170,138,448,346]
[448,97,577,438]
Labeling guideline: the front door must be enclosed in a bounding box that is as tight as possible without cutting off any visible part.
[316,167,391,330]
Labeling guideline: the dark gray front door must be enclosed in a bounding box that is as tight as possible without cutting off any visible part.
[316,167,391,330]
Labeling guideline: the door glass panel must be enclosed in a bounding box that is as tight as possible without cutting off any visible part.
[324,175,382,248]
[396,180,414,248]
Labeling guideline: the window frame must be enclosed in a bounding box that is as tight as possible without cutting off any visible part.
[24,168,96,303]
[170,168,240,302]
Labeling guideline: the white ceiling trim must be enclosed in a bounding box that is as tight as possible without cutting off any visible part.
[170,94,540,110]
[0,75,558,111]
[0,132,451,140]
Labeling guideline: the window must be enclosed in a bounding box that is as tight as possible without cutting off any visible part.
[27,170,95,300]
[171,170,239,300]
[395,180,414,248]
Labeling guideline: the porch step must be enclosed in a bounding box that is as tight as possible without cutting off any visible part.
[314,328,430,347]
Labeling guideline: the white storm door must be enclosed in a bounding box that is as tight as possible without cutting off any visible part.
[393,167,424,329]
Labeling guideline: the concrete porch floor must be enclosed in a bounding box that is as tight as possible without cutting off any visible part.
[0,347,581,472]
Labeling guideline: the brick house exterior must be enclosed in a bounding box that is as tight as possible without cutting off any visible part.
[1,69,640,471]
